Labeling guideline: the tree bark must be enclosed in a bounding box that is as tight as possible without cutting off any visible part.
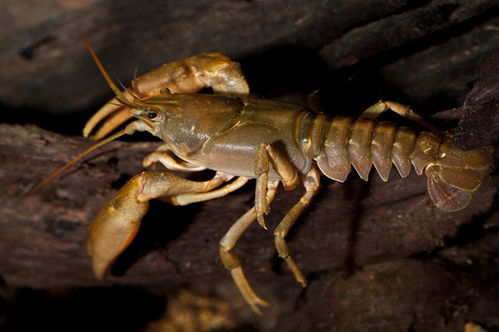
[0,123,496,289]
[1,1,499,329]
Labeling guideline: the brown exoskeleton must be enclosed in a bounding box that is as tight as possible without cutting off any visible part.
[37,39,493,314]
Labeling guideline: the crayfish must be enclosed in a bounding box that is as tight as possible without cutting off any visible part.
[33,39,492,314]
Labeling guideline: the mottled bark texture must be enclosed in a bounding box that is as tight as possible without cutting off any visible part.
[1,122,497,288]
[0,1,498,331]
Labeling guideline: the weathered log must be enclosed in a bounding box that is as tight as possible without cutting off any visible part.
[0,123,496,289]
[455,46,499,150]
[1,0,499,120]
[1,1,499,330]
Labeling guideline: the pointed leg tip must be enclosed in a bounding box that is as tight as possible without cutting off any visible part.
[249,298,271,315]
[257,214,267,230]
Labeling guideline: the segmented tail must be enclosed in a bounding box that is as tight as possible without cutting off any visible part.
[300,114,492,211]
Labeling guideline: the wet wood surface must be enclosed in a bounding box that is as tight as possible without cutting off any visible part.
[1,1,498,330]
[0,124,496,288]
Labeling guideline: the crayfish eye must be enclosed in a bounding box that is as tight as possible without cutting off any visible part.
[146,110,158,120]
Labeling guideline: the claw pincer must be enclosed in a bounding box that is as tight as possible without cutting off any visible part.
[88,171,228,278]
[88,173,148,278]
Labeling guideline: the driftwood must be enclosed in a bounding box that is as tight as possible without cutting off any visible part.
[0,123,496,289]
[1,1,499,330]
[1,1,498,133]
[455,46,499,149]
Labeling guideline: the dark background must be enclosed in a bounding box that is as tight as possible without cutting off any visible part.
[1,1,498,331]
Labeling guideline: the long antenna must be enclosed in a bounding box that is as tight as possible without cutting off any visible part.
[28,126,132,194]
[28,33,142,195]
